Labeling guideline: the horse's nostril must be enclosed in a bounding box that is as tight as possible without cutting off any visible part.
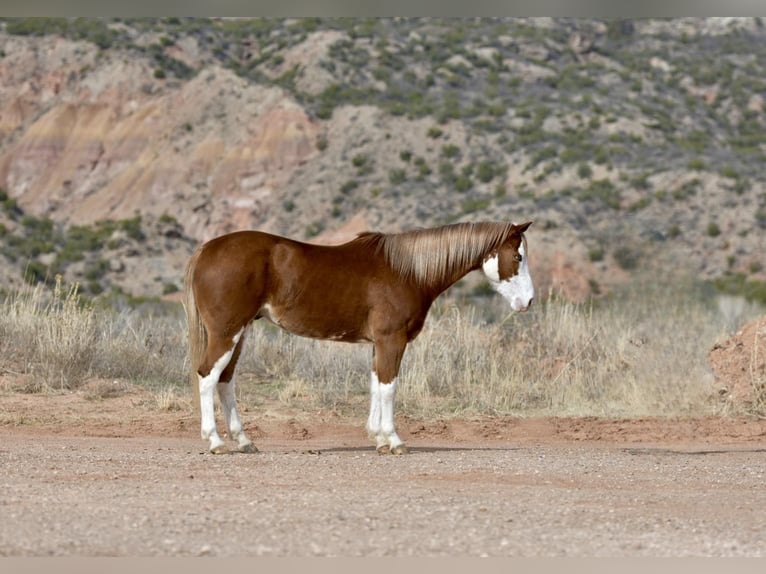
[529,297,535,307]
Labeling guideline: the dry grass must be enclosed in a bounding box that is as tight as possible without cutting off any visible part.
[235,272,763,418]
[0,276,186,394]
[0,272,763,418]
[0,276,97,391]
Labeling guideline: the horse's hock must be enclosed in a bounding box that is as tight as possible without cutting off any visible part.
[708,316,766,409]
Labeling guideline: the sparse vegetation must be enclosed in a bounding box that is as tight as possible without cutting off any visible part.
[1,272,760,417]
[0,18,765,422]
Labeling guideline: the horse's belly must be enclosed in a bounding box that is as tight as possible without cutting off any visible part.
[259,303,368,342]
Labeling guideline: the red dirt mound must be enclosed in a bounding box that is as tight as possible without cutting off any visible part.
[708,315,766,411]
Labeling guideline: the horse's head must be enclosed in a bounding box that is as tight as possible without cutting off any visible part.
[481,221,535,312]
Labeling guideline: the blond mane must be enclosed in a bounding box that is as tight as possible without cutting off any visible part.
[356,222,518,285]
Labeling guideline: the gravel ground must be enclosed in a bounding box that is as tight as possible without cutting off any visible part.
[2,433,765,557]
[1,383,765,556]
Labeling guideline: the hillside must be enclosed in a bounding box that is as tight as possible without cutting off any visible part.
[0,17,765,303]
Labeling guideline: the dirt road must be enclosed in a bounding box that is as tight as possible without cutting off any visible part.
[1,386,765,556]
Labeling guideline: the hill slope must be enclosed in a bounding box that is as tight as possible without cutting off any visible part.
[0,17,765,302]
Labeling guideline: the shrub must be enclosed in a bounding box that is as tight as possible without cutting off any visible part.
[388,168,406,185]
[352,154,368,168]
[687,157,706,171]
[580,179,621,209]
[613,245,640,270]
[415,161,432,180]
[588,246,604,262]
[441,144,460,159]
[461,198,490,213]
[454,175,472,193]
[340,180,359,195]
[119,216,145,241]
[476,161,497,183]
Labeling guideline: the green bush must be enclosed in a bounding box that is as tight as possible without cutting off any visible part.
[454,175,472,193]
[84,259,109,281]
[613,245,640,270]
[352,154,368,168]
[577,163,593,179]
[580,179,621,209]
[441,144,460,159]
[461,198,490,213]
[713,273,766,305]
[687,157,706,171]
[340,180,358,195]
[588,246,605,262]
[119,216,145,241]
[388,169,406,185]
[476,161,497,183]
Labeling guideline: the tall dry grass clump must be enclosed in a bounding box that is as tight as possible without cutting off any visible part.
[0,276,187,393]
[0,276,97,390]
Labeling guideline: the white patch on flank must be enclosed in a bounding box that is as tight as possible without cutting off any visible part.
[482,242,535,312]
[366,372,403,449]
[260,303,281,326]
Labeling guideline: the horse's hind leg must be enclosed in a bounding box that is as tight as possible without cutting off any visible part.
[198,328,245,454]
[217,378,256,452]
[217,335,257,453]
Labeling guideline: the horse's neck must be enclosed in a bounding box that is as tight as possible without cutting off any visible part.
[423,255,483,299]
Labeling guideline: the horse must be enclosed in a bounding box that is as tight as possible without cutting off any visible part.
[184,220,534,455]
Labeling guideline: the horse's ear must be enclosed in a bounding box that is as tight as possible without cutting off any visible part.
[514,221,533,234]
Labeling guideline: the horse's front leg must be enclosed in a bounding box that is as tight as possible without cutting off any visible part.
[366,335,408,455]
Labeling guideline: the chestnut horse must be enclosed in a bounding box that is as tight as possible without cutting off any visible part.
[184,221,534,454]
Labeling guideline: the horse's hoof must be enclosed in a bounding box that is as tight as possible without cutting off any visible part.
[391,444,409,455]
[239,442,259,454]
[210,444,229,455]
[376,445,391,455]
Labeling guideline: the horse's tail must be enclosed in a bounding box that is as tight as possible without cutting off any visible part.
[183,246,206,413]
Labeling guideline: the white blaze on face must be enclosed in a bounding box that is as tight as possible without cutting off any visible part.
[482,241,535,312]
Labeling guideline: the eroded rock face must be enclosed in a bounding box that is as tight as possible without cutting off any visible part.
[0,35,319,242]
[709,316,766,410]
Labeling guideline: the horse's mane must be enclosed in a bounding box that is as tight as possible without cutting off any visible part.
[354,222,518,285]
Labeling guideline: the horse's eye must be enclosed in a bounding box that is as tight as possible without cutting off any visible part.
[514,254,523,262]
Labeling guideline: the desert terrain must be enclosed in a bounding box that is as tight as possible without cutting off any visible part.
[1,380,765,557]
